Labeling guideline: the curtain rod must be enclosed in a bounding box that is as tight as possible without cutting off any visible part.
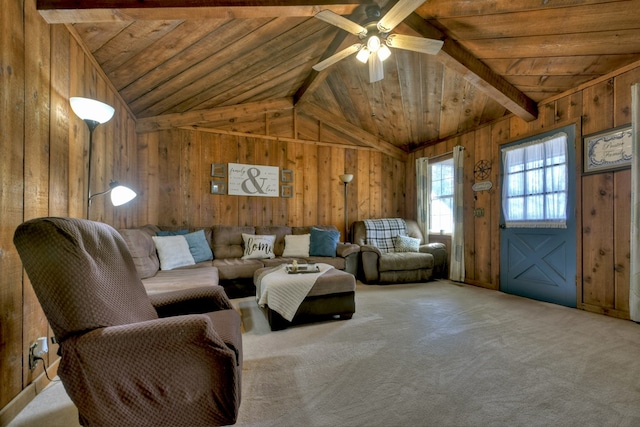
[428,145,465,160]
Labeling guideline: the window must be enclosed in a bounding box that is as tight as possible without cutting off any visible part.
[429,158,454,234]
[501,132,568,228]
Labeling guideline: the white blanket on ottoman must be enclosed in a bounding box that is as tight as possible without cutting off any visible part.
[256,263,334,321]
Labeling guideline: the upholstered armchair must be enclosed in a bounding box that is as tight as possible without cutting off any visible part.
[13,217,242,427]
[351,218,447,284]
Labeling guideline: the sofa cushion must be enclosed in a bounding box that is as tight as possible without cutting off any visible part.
[152,235,196,270]
[184,229,214,263]
[118,228,160,279]
[241,234,276,259]
[212,225,255,259]
[309,227,340,257]
[255,226,291,256]
[378,252,434,272]
[156,229,188,236]
[282,233,310,257]
[393,235,420,253]
[142,264,219,295]
[213,258,264,281]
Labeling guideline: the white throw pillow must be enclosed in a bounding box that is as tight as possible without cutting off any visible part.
[282,234,310,257]
[241,233,276,259]
[393,235,421,253]
[152,235,196,270]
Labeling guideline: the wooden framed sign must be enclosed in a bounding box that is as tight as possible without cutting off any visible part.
[228,163,279,197]
[583,125,632,173]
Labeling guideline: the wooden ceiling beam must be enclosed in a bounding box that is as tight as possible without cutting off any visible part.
[135,97,293,133]
[297,102,408,161]
[36,0,360,23]
[294,30,352,105]
[401,13,538,122]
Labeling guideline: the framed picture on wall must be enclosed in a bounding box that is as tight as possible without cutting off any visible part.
[583,125,632,174]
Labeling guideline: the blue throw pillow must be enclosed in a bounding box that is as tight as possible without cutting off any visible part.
[156,229,189,236]
[309,227,340,257]
[184,230,213,263]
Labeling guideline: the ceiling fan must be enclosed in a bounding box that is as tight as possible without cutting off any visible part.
[312,0,444,83]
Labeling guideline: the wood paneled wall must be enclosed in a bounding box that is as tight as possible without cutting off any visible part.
[2,0,638,419]
[0,0,138,416]
[407,64,640,320]
[137,129,406,237]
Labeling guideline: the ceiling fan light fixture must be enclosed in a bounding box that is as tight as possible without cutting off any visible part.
[356,47,370,64]
[378,44,391,61]
[367,35,381,53]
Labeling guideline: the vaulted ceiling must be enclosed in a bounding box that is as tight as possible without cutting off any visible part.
[38,0,640,156]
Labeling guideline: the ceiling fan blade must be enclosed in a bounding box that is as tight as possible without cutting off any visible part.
[386,34,444,55]
[312,44,364,72]
[315,10,367,37]
[377,0,427,33]
[368,51,384,83]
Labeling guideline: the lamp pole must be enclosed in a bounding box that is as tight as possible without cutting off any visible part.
[339,174,354,241]
[84,119,100,220]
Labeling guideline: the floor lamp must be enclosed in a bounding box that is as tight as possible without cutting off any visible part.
[70,97,136,219]
[339,173,354,241]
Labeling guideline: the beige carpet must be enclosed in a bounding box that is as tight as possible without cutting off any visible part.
[8,280,640,427]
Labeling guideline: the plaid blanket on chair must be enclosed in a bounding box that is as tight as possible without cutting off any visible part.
[363,218,407,253]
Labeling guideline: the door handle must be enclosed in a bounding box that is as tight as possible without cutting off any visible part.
[499,224,506,229]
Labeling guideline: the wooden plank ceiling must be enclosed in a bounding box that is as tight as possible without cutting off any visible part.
[39,0,640,154]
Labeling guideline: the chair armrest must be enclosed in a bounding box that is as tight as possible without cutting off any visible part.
[61,314,241,424]
[359,245,382,283]
[419,242,446,254]
[420,242,448,278]
[337,242,360,258]
[149,286,233,318]
[359,244,382,256]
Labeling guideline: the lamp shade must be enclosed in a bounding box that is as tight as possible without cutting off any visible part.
[339,174,354,183]
[70,97,115,124]
[378,44,392,61]
[356,48,369,64]
[110,185,137,206]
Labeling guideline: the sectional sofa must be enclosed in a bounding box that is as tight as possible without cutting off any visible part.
[117,224,360,296]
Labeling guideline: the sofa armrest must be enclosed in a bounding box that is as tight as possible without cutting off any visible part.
[337,242,360,258]
[149,285,233,318]
[420,242,447,278]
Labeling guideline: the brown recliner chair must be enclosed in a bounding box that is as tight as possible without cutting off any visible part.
[351,218,447,284]
[13,217,242,427]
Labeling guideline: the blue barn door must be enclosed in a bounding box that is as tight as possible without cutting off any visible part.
[499,125,577,307]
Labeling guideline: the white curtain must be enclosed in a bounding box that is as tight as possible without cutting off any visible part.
[630,83,640,321]
[450,146,465,282]
[501,133,568,229]
[416,157,430,242]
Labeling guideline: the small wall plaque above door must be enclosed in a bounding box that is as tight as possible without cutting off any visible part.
[472,181,493,192]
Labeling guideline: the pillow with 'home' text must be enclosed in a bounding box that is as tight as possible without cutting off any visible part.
[241,234,276,260]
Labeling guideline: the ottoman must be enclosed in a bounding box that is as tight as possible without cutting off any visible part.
[254,265,356,331]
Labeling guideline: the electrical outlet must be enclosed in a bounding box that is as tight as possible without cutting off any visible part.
[29,337,48,370]
[29,343,39,370]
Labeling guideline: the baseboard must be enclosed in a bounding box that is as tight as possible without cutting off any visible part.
[580,303,631,320]
[0,359,60,427]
